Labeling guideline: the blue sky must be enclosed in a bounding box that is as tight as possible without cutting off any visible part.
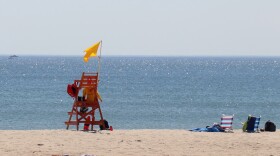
[1,0,280,56]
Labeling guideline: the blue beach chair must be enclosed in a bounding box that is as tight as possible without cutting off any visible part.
[243,115,261,133]
[254,117,261,132]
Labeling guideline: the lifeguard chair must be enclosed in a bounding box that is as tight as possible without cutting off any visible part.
[65,41,110,131]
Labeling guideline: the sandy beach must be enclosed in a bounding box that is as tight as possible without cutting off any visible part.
[0,129,279,156]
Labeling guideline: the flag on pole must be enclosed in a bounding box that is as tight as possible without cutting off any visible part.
[83,41,101,62]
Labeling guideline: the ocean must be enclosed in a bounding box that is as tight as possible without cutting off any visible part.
[1,56,280,130]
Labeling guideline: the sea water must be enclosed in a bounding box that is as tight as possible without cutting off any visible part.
[0,56,280,130]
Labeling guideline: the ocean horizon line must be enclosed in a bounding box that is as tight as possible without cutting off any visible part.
[2,54,280,58]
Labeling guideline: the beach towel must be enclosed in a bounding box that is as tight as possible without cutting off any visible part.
[190,128,209,132]
[190,125,225,132]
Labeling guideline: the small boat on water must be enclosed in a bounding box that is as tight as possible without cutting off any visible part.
[9,55,18,59]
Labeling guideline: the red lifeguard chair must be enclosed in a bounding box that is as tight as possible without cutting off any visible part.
[65,41,110,131]
[65,72,107,130]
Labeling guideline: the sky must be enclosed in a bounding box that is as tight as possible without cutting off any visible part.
[0,0,280,56]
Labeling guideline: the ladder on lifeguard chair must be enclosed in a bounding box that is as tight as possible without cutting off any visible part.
[65,72,106,130]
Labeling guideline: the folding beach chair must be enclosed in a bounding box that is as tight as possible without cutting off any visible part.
[220,114,234,132]
[244,115,261,133]
[254,116,261,132]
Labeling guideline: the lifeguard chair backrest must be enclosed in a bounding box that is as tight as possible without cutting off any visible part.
[79,72,98,89]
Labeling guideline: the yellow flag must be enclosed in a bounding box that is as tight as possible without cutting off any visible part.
[83,41,101,62]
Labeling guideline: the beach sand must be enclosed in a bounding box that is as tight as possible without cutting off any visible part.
[0,129,279,156]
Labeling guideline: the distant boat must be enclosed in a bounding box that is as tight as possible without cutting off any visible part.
[9,55,18,59]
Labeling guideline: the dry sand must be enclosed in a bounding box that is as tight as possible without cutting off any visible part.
[0,129,279,156]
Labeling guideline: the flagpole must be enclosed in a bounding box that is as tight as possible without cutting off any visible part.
[97,40,102,82]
